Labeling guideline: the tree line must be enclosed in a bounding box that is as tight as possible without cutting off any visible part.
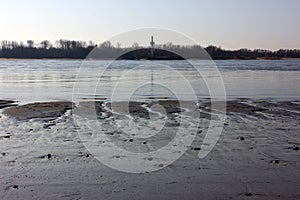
[0,39,299,59]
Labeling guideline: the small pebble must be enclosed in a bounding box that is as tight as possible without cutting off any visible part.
[12,185,18,189]
[128,139,134,142]
[271,160,280,164]
[47,154,52,159]
[245,193,252,196]
[293,146,299,151]
[239,136,245,141]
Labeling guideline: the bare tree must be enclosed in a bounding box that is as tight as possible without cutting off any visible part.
[132,42,139,49]
[100,41,112,49]
[11,41,18,49]
[27,40,34,48]
[116,42,121,49]
[88,40,95,47]
[40,40,50,49]
[1,40,9,49]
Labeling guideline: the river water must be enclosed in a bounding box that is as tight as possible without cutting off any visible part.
[0,59,299,103]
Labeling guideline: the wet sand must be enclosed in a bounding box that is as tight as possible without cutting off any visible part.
[3,101,73,121]
[0,99,299,199]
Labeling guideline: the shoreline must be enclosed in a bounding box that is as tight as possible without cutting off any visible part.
[1,98,299,120]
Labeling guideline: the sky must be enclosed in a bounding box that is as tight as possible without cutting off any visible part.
[0,0,299,50]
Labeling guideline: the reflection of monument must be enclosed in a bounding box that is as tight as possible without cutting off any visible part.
[150,36,155,59]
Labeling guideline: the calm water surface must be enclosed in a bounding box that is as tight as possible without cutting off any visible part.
[0,59,299,103]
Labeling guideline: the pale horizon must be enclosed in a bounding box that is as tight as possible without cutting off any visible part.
[0,0,299,50]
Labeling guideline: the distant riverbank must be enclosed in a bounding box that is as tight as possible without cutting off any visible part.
[1,40,299,60]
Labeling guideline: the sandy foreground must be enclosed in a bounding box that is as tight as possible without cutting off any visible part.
[0,99,299,199]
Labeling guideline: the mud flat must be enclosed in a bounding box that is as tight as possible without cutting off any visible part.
[3,101,73,121]
[0,99,299,199]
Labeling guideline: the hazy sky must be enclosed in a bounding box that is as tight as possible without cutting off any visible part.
[0,0,299,50]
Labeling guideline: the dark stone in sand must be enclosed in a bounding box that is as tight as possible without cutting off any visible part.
[245,193,252,196]
[3,135,10,139]
[40,154,52,159]
[12,185,19,189]
[193,147,201,151]
[3,101,74,121]
[271,160,280,164]
[128,139,134,142]
[239,136,245,141]
[79,152,91,158]
[293,146,299,151]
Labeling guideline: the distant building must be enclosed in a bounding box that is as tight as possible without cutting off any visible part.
[150,36,155,59]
